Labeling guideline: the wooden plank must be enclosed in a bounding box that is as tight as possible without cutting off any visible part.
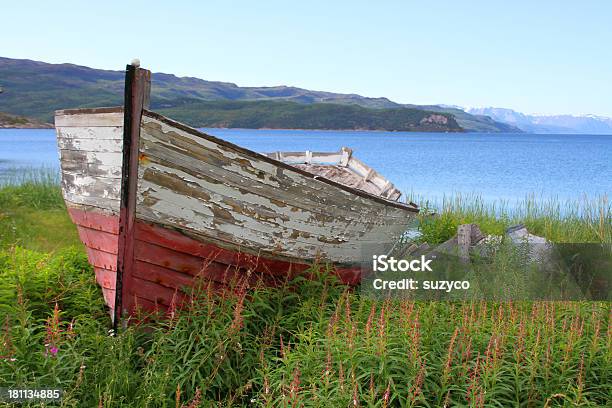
[59,150,123,167]
[136,176,396,259]
[135,152,406,236]
[130,276,184,307]
[133,260,197,290]
[55,111,124,127]
[138,163,400,237]
[76,225,118,254]
[137,158,408,235]
[135,183,362,262]
[61,173,121,200]
[101,288,116,310]
[84,246,117,271]
[265,151,344,164]
[61,161,122,179]
[64,195,120,213]
[347,157,370,178]
[57,136,123,153]
[56,126,123,140]
[134,239,268,286]
[133,296,167,314]
[55,106,123,116]
[134,239,204,276]
[95,267,117,290]
[68,207,120,233]
[134,220,308,276]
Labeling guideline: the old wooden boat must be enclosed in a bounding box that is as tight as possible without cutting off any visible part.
[55,63,419,322]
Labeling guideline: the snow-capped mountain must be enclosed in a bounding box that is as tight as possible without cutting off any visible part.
[465,107,612,134]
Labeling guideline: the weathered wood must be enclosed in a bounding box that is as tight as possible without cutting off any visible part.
[133,296,168,313]
[67,207,120,233]
[61,173,121,200]
[76,224,119,254]
[134,220,307,275]
[64,195,120,212]
[84,246,117,271]
[55,111,124,127]
[138,164,401,241]
[135,163,405,262]
[61,161,122,179]
[143,111,417,212]
[131,276,183,307]
[115,64,151,322]
[57,136,123,153]
[94,267,117,290]
[264,151,345,165]
[54,76,420,318]
[59,150,122,167]
[138,119,410,221]
[132,115,416,263]
[56,106,123,116]
[101,288,116,310]
[457,224,472,263]
[56,126,123,140]
[261,148,402,202]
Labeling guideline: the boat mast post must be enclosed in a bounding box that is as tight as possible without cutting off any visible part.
[114,61,151,330]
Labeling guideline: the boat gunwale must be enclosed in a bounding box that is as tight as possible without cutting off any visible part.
[55,106,419,213]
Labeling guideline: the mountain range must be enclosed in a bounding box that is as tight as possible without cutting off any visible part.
[467,107,612,134]
[0,56,517,132]
[2,57,608,134]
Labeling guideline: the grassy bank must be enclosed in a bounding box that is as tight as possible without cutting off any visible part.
[0,169,80,252]
[0,178,610,406]
[412,192,611,244]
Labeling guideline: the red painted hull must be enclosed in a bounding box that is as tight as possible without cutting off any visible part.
[68,207,361,315]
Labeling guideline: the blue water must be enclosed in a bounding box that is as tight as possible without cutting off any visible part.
[1,128,610,207]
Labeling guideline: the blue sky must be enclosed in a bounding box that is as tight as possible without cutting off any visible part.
[2,0,611,116]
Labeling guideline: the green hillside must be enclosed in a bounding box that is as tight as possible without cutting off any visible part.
[0,111,52,128]
[154,99,462,131]
[0,56,518,132]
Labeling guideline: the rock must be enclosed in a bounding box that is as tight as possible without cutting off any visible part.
[506,224,555,264]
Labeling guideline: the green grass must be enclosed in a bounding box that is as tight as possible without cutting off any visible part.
[0,168,81,252]
[411,193,611,244]
[0,175,610,406]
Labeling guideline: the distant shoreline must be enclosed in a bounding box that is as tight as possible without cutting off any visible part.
[2,125,611,135]
[0,112,53,129]
[0,124,53,129]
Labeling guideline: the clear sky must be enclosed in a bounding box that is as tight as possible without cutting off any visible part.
[2,0,611,116]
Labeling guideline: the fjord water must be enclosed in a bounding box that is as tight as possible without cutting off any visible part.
[1,129,610,208]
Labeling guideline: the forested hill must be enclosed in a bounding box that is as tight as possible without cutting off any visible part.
[0,56,517,132]
[0,111,52,128]
[152,99,462,131]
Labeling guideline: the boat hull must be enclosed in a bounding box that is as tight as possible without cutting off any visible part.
[57,102,417,318]
[68,206,361,314]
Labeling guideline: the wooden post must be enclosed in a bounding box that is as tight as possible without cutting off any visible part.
[114,63,151,329]
[457,224,472,263]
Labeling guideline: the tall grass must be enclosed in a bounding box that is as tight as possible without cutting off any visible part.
[0,167,79,251]
[411,192,611,244]
[0,166,63,210]
[0,260,609,406]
